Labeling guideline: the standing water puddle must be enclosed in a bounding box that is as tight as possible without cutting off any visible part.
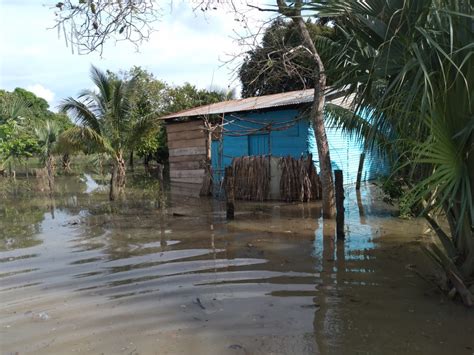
[0,175,472,354]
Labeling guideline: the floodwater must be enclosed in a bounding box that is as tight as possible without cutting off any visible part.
[0,174,472,355]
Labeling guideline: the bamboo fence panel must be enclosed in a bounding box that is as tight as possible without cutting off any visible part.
[225,155,321,202]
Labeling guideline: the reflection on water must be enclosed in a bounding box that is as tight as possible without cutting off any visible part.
[83,173,103,194]
[0,176,472,354]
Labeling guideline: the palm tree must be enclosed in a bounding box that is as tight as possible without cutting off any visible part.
[59,65,158,200]
[34,119,61,192]
[0,95,36,176]
[319,0,473,305]
[0,94,29,125]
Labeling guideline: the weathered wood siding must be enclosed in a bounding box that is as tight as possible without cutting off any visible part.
[166,120,208,194]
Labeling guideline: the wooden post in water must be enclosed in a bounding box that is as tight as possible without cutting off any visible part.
[225,166,235,220]
[355,152,365,190]
[334,170,345,240]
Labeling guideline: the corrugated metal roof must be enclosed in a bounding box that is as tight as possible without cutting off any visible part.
[160,89,353,120]
[327,94,354,110]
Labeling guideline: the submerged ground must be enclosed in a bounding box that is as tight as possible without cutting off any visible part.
[0,173,472,354]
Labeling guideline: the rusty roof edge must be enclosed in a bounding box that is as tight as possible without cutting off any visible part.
[158,87,351,120]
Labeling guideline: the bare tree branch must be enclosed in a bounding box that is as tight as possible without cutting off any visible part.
[51,0,161,55]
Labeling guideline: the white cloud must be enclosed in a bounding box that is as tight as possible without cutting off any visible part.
[26,84,55,103]
[0,0,271,103]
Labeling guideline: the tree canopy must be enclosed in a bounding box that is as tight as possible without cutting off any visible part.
[107,66,233,164]
[238,18,336,98]
[0,88,72,167]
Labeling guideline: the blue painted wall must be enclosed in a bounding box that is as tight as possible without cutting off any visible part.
[212,108,309,171]
[308,110,389,184]
[211,107,388,186]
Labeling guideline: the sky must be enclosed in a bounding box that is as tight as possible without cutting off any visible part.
[0,0,272,111]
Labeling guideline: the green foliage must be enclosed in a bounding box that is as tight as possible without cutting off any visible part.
[119,66,168,114]
[0,90,30,124]
[115,67,167,160]
[163,83,231,114]
[379,176,404,200]
[59,65,136,156]
[51,112,74,131]
[239,18,337,98]
[13,88,49,118]
[0,93,38,165]
[110,66,231,163]
[0,88,73,168]
[7,88,72,129]
[135,131,161,158]
[321,0,474,283]
[34,120,62,163]
[0,120,38,163]
[59,65,231,170]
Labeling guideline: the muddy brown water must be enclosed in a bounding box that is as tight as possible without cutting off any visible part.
[0,174,472,355]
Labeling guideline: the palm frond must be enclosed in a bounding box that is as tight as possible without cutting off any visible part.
[61,126,114,155]
[90,65,112,103]
[58,97,102,134]
[319,0,474,278]
[78,89,107,115]
[0,95,31,124]
[34,119,61,161]
[325,102,392,155]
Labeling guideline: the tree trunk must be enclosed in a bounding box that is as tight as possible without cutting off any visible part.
[46,155,55,194]
[109,151,127,201]
[116,151,126,188]
[144,153,151,172]
[129,150,134,172]
[310,82,336,218]
[277,0,336,218]
[62,153,72,174]
[109,164,117,201]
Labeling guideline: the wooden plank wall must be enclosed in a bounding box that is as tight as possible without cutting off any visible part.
[166,120,208,191]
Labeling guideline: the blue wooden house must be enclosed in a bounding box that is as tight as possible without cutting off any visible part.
[160,89,387,198]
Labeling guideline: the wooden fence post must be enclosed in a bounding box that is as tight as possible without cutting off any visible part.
[225,166,235,220]
[334,170,345,240]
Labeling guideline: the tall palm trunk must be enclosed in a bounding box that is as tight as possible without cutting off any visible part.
[109,150,126,201]
[62,153,72,174]
[116,150,126,188]
[109,164,117,201]
[46,154,55,194]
